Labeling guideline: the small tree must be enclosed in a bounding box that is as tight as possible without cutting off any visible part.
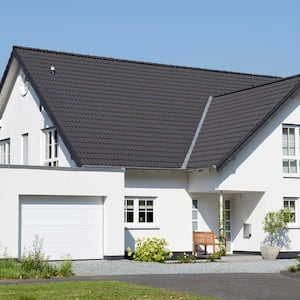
[263,209,289,247]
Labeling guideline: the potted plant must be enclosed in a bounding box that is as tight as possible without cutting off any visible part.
[260,209,289,260]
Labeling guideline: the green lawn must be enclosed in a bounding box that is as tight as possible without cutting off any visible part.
[0,281,215,299]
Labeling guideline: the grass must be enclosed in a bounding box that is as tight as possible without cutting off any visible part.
[0,281,215,300]
[0,258,73,280]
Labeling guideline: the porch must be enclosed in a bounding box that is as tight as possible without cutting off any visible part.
[190,191,265,255]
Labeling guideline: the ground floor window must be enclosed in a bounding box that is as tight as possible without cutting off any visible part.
[224,199,231,241]
[192,199,199,231]
[125,197,156,226]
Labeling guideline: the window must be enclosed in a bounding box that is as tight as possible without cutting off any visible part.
[283,197,297,225]
[282,125,300,174]
[124,199,134,223]
[22,133,29,165]
[0,139,10,165]
[224,200,231,241]
[44,128,58,166]
[124,197,156,226]
[192,199,199,231]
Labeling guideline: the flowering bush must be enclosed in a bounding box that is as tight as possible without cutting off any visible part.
[127,237,172,263]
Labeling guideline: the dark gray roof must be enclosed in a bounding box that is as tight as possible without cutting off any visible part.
[188,75,300,169]
[8,46,283,168]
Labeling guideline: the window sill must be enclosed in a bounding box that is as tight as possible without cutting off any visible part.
[283,174,300,178]
[286,225,300,229]
[125,225,160,230]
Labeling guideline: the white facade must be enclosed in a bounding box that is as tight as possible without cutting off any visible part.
[1,63,300,259]
[125,171,192,252]
[0,69,75,167]
[0,166,124,259]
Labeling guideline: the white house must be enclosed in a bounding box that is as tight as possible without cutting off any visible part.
[0,46,299,260]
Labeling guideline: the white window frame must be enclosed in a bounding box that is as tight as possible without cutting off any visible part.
[0,139,10,165]
[44,128,58,167]
[283,197,299,227]
[22,133,29,165]
[192,199,199,231]
[124,197,157,228]
[282,125,300,175]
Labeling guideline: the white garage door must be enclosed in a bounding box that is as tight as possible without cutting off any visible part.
[20,196,103,260]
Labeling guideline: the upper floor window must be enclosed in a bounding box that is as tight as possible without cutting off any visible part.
[283,197,298,226]
[0,139,10,165]
[124,197,156,226]
[44,128,58,167]
[282,125,300,174]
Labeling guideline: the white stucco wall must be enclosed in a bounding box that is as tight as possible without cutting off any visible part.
[189,91,300,253]
[125,171,193,253]
[0,166,124,258]
[0,69,75,167]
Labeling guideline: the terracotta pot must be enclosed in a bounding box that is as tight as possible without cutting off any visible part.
[260,245,279,260]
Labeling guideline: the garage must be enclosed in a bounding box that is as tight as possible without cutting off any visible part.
[19,196,103,260]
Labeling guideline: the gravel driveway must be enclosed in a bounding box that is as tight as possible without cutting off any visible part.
[72,256,298,276]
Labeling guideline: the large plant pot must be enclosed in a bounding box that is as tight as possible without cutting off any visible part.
[260,245,279,260]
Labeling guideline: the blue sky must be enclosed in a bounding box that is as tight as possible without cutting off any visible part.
[1,0,299,77]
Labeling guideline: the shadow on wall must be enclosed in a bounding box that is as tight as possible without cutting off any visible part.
[262,229,291,249]
[198,196,219,234]
[231,192,263,243]
[125,229,135,250]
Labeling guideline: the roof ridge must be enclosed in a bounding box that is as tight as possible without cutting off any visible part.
[13,45,280,79]
[214,73,300,98]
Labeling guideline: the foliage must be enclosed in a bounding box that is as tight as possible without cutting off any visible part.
[177,253,196,263]
[285,256,300,273]
[0,236,73,279]
[263,209,289,246]
[0,281,213,300]
[58,256,74,277]
[20,235,58,278]
[207,250,223,262]
[127,237,173,263]
[218,203,227,257]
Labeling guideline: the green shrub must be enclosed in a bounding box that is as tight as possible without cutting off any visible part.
[20,235,73,278]
[21,235,52,273]
[207,250,223,262]
[127,237,172,263]
[177,253,196,263]
[58,257,74,277]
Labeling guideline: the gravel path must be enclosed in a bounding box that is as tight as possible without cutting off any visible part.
[72,256,298,276]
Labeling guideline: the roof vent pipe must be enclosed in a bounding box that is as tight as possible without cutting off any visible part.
[50,65,56,75]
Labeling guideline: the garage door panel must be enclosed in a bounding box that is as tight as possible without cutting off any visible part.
[20,197,103,260]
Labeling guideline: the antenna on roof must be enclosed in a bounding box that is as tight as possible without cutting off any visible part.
[50,65,56,75]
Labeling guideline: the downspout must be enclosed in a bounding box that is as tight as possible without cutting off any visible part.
[181,95,214,169]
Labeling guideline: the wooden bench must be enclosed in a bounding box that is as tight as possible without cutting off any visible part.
[193,231,226,255]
